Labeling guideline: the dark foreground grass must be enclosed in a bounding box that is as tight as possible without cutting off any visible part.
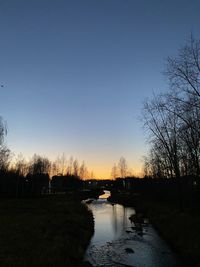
[0,195,94,267]
[109,192,200,267]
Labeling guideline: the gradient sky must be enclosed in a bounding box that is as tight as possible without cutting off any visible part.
[0,0,200,178]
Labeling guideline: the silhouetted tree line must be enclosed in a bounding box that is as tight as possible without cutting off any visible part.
[142,35,200,184]
[0,153,50,197]
[0,121,93,197]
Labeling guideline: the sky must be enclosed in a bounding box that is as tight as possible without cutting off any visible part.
[0,0,200,178]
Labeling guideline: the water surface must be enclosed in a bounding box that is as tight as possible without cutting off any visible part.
[85,191,182,267]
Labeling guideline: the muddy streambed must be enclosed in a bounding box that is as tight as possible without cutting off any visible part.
[84,191,182,267]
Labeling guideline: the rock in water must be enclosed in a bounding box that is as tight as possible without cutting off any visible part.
[125,247,134,254]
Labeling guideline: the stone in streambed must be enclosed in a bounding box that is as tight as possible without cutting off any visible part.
[125,248,134,254]
[126,230,134,233]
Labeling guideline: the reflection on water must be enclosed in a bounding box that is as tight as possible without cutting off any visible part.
[89,190,135,246]
[85,191,182,267]
[89,200,135,246]
[99,190,111,199]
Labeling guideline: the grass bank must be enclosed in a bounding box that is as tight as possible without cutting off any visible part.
[108,191,200,267]
[0,195,94,267]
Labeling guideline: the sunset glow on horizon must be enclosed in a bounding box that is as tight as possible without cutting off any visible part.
[10,150,144,179]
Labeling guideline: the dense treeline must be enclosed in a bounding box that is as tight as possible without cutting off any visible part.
[143,35,200,182]
[0,121,94,196]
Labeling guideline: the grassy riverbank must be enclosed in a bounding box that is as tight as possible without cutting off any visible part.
[108,192,200,267]
[0,195,94,267]
[142,201,200,267]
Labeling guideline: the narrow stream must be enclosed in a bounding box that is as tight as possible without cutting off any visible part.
[84,191,182,267]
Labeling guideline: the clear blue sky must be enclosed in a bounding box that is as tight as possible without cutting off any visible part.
[0,0,200,178]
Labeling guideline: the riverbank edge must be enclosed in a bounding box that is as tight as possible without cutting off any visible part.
[108,192,199,267]
[0,193,100,267]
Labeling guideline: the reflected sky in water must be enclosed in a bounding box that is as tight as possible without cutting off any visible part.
[98,190,111,199]
[88,191,135,246]
[85,191,182,267]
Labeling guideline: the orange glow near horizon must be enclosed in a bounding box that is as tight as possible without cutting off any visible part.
[84,160,144,179]
[10,150,144,179]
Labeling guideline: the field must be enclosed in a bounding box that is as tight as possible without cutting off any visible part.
[0,195,94,267]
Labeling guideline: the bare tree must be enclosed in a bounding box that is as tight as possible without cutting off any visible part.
[166,34,200,100]
[142,35,200,179]
[0,117,10,172]
[50,161,59,177]
[79,161,86,179]
[143,95,181,178]
[60,153,66,176]
[73,159,79,176]
[29,154,51,175]
[165,35,200,177]
[67,156,74,175]
[118,157,128,178]
[15,153,28,176]
[111,163,118,179]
